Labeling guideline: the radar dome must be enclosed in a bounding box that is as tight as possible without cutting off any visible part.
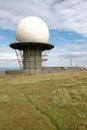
[16,16,49,43]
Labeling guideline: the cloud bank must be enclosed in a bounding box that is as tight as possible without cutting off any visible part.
[1,0,87,37]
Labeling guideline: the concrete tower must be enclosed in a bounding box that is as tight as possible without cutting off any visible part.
[10,16,54,73]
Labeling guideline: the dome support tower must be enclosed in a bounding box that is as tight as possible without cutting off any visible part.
[10,16,54,73]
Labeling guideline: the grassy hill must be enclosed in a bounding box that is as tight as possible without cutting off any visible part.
[0,71,87,130]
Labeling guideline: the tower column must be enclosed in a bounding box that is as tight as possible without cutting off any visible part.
[23,48,42,73]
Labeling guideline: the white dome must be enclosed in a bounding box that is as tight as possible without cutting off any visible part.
[16,16,49,43]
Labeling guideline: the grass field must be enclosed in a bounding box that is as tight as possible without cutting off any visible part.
[0,71,87,130]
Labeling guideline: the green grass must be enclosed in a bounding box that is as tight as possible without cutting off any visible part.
[0,71,87,130]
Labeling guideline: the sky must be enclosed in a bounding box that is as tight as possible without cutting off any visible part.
[0,0,87,68]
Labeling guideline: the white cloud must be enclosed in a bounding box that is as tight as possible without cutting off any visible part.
[53,0,87,36]
[0,9,22,30]
[46,44,87,67]
[0,47,19,67]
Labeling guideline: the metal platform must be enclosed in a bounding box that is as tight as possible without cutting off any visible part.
[10,42,54,51]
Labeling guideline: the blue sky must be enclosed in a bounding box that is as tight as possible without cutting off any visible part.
[0,0,87,67]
